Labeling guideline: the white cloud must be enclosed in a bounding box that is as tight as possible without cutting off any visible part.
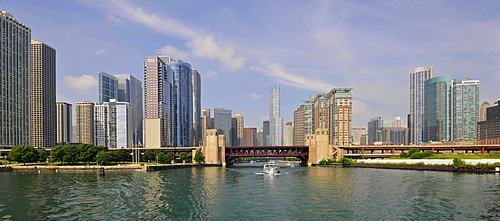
[351,99,372,127]
[160,45,189,60]
[63,74,98,96]
[93,49,106,55]
[249,93,260,99]
[207,70,218,78]
[187,36,246,71]
[251,62,333,92]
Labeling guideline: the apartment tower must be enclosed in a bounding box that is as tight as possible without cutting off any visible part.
[56,102,72,145]
[269,86,283,146]
[409,66,434,144]
[30,40,56,149]
[76,101,95,144]
[0,11,31,148]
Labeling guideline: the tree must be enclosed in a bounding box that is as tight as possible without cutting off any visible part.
[142,150,156,162]
[452,158,466,170]
[165,152,175,163]
[179,152,190,163]
[96,151,116,165]
[408,148,420,157]
[422,150,434,158]
[399,151,409,158]
[194,150,205,163]
[37,148,48,163]
[62,146,80,164]
[114,149,130,163]
[8,145,39,165]
[51,145,67,164]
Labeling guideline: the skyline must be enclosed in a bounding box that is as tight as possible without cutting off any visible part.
[3,0,498,128]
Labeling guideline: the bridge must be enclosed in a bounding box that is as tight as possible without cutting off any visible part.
[225,146,309,165]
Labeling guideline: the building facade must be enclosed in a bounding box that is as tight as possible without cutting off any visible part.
[114,74,143,145]
[243,128,257,146]
[76,101,94,144]
[352,128,367,145]
[98,72,117,103]
[293,107,306,146]
[56,102,72,145]
[192,70,201,146]
[0,11,31,148]
[410,66,434,144]
[328,88,352,146]
[94,101,116,148]
[477,103,500,145]
[284,122,294,146]
[233,114,244,146]
[30,40,56,149]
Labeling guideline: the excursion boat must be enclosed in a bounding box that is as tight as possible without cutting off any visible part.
[263,162,280,175]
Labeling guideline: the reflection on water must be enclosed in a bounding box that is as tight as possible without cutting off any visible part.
[0,166,499,220]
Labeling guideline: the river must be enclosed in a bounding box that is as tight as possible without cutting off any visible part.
[1,164,499,220]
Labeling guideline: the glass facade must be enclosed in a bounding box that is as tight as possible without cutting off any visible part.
[214,107,232,146]
[452,78,480,141]
[167,59,193,147]
[368,117,383,144]
[114,74,143,145]
[269,86,283,146]
[98,72,117,103]
[424,75,452,142]
[410,67,434,145]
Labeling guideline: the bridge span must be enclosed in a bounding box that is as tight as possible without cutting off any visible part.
[225,146,309,165]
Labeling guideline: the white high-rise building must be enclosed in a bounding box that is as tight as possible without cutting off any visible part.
[269,86,283,146]
[410,66,434,144]
[392,117,403,127]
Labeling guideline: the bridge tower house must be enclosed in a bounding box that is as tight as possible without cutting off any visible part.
[306,128,342,165]
[203,129,226,166]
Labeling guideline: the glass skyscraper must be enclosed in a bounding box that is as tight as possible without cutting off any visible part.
[368,117,383,144]
[424,75,452,142]
[269,86,283,146]
[0,11,31,148]
[114,74,143,145]
[452,78,479,141]
[410,66,434,144]
[98,71,117,103]
[192,70,201,146]
[214,107,232,146]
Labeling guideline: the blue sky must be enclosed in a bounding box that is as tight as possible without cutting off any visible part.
[3,0,499,128]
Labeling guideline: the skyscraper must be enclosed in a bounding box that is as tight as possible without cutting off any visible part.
[98,72,118,103]
[262,120,270,146]
[56,102,72,145]
[410,66,434,144]
[0,11,31,149]
[234,114,244,146]
[352,128,368,145]
[392,117,403,127]
[368,117,383,144]
[164,57,193,147]
[424,75,452,142]
[480,102,492,122]
[243,128,257,146]
[144,56,174,148]
[114,74,143,145]
[94,101,117,148]
[293,106,306,146]
[451,78,480,141]
[30,40,56,149]
[192,70,202,146]
[76,101,94,144]
[269,86,283,146]
[214,107,232,146]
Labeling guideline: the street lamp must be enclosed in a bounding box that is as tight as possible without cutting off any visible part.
[484,129,488,145]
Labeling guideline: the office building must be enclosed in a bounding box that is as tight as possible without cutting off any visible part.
[233,114,244,146]
[115,101,133,148]
[410,66,434,144]
[269,86,283,146]
[30,40,56,149]
[424,75,451,142]
[243,128,257,146]
[0,11,31,148]
[94,101,116,148]
[114,74,143,145]
[56,102,72,145]
[451,78,479,141]
[284,122,294,146]
[480,102,491,122]
[214,107,232,146]
[76,101,94,144]
[192,70,201,146]
[379,127,408,145]
[98,72,117,103]
[293,107,306,146]
[368,117,383,145]
[143,56,174,148]
[262,120,270,146]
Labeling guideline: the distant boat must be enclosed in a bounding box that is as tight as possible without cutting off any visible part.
[262,162,280,175]
[287,163,296,167]
[250,160,255,164]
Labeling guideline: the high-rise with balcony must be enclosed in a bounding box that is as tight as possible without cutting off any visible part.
[144,56,174,148]
[0,11,31,149]
[30,40,56,149]
[410,66,434,144]
[269,86,283,146]
[56,102,72,145]
[327,88,352,145]
[76,101,95,144]
[451,78,479,141]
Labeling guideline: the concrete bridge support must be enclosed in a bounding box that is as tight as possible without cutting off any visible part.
[306,128,343,165]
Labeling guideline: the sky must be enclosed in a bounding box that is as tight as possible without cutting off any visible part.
[2,0,499,128]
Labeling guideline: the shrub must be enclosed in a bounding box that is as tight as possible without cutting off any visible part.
[408,148,420,156]
[410,152,425,159]
[452,158,466,169]
[422,150,434,158]
[339,157,354,165]
[399,151,409,158]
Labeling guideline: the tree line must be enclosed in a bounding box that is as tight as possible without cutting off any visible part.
[6,144,205,165]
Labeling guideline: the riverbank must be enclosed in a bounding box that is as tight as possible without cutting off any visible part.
[4,163,206,172]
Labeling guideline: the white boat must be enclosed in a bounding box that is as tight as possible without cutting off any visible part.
[262,162,280,175]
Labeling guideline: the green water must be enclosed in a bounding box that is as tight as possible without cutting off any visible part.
[1,165,499,220]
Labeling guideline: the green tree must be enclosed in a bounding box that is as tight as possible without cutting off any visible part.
[96,151,116,165]
[62,146,80,164]
[422,150,434,158]
[37,148,48,163]
[114,149,130,163]
[8,145,39,165]
[452,158,466,170]
[142,150,156,162]
[165,152,175,163]
[408,148,420,157]
[194,149,205,163]
[51,145,67,164]
[179,152,190,163]
[410,152,425,159]
[399,151,409,158]
[339,157,354,165]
